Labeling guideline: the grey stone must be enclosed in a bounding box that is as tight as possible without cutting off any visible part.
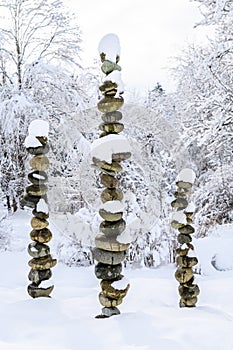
[101,307,120,317]
[97,97,124,113]
[28,283,54,298]
[99,209,123,222]
[95,262,122,280]
[26,184,48,197]
[178,225,195,235]
[171,198,188,210]
[28,268,52,284]
[95,233,130,252]
[112,152,131,162]
[27,143,50,155]
[99,122,124,134]
[101,60,121,74]
[177,233,192,245]
[21,194,41,209]
[92,248,126,265]
[28,171,48,185]
[28,242,50,258]
[102,111,123,123]
[99,219,126,236]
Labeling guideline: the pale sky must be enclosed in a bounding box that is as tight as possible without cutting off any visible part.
[65,0,212,95]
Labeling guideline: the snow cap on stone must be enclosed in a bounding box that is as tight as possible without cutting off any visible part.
[176,168,196,184]
[171,211,187,225]
[99,200,124,213]
[25,135,42,148]
[185,202,196,213]
[28,119,49,137]
[36,199,49,214]
[104,70,124,95]
[98,33,121,62]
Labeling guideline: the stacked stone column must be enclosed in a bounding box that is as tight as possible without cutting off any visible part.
[171,169,200,307]
[92,35,131,318]
[22,121,57,298]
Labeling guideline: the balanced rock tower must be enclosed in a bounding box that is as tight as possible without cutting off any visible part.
[91,34,131,318]
[22,120,57,298]
[171,168,200,307]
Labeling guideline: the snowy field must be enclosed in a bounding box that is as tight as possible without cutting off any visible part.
[1,212,233,350]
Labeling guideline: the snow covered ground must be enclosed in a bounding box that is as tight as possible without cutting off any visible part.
[1,212,233,350]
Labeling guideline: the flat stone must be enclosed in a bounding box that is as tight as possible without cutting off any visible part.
[21,194,41,209]
[178,225,195,234]
[176,181,193,189]
[99,81,118,93]
[101,60,121,74]
[176,256,198,268]
[176,247,190,256]
[180,296,198,308]
[101,278,130,299]
[171,221,185,229]
[28,255,57,270]
[99,292,122,307]
[171,198,188,210]
[31,217,49,230]
[32,209,49,220]
[27,143,50,155]
[104,89,118,97]
[30,228,52,243]
[28,242,50,258]
[112,152,131,162]
[30,155,49,171]
[174,190,187,198]
[175,267,194,284]
[26,184,48,197]
[28,171,48,185]
[178,284,200,298]
[177,233,192,245]
[28,268,52,284]
[101,307,120,317]
[99,209,123,222]
[95,262,122,280]
[101,188,123,203]
[97,97,124,113]
[102,111,123,123]
[99,122,124,134]
[100,174,119,188]
[99,219,126,236]
[28,283,54,298]
[95,234,130,252]
[93,158,122,173]
[92,248,126,265]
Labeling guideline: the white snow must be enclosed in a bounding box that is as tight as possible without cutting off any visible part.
[176,168,196,183]
[25,135,42,148]
[171,211,187,225]
[98,33,121,62]
[104,71,124,95]
[28,119,49,137]
[33,173,46,180]
[99,200,124,213]
[91,134,131,164]
[36,199,49,214]
[112,277,130,290]
[185,201,196,213]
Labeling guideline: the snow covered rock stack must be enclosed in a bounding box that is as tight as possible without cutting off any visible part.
[171,168,200,307]
[91,34,131,318]
[23,120,57,298]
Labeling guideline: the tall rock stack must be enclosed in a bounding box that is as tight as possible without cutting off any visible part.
[91,34,132,318]
[171,168,200,307]
[22,120,57,298]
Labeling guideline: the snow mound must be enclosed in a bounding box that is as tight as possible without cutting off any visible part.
[176,168,196,183]
[36,199,49,214]
[171,211,187,224]
[25,135,42,148]
[28,119,49,137]
[99,200,124,213]
[98,33,121,62]
[104,70,124,94]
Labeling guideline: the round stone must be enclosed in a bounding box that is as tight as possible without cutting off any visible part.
[99,219,126,236]
[171,221,185,229]
[28,268,52,284]
[99,122,124,134]
[95,234,130,252]
[178,284,200,298]
[30,228,52,243]
[174,190,187,198]
[112,152,131,162]
[28,242,50,258]
[176,256,198,268]
[95,263,122,280]
[175,267,194,284]
[101,278,130,299]
[21,194,41,209]
[31,217,49,230]
[180,296,198,307]
[101,307,120,317]
[101,188,123,203]
[92,248,126,265]
[28,170,48,185]
[97,97,124,113]
[101,60,121,74]
[102,111,123,123]
[171,198,188,210]
[26,184,48,197]
[176,181,193,189]
[27,143,50,156]
[99,209,123,222]
[100,174,119,188]
[28,255,57,270]
[99,292,122,307]
[177,233,192,245]
[28,283,54,298]
[178,225,195,234]
[32,209,49,220]
[30,155,49,171]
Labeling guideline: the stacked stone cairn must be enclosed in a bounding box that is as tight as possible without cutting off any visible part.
[171,168,200,307]
[91,34,132,318]
[22,120,57,298]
